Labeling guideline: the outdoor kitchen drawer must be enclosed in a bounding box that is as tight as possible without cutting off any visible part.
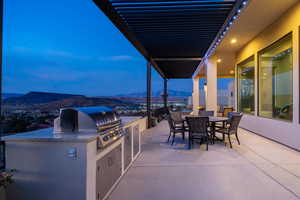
[96,144,122,200]
[123,127,132,170]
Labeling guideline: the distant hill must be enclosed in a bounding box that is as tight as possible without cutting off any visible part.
[2,93,23,99]
[37,96,135,111]
[3,91,136,111]
[116,90,191,97]
[3,91,84,105]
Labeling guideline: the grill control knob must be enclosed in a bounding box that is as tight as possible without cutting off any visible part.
[103,136,109,141]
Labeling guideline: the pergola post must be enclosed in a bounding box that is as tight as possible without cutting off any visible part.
[0,0,4,170]
[0,0,3,123]
[205,58,218,115]
[192,77,200,114]
[163,78,168,109]
[146,62,152,129]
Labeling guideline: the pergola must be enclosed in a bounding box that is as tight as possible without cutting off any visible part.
[95,0,243,127]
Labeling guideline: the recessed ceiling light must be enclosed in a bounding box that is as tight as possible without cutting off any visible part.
[217,59,222,63]
[231,38,237,44]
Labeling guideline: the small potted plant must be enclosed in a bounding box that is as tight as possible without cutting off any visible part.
[0,169,16,200]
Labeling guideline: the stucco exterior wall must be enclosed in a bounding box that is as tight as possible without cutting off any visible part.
[236,2,300,150]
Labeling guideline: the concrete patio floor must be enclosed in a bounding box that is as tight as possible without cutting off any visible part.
[108,121,300,200]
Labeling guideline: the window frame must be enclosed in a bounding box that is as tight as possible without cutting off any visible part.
[237,55,255,115]
[257,32,293,122]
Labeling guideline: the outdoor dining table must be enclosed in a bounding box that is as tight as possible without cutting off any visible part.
[183,115,229,142]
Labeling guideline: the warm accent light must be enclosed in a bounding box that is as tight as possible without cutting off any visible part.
[217,59,222,63]
[231,38,237,44]
[230,70,235,74]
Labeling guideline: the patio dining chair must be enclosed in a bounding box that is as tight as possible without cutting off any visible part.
[216,111,242,129]
[167,116,186,145]
[198,110,214,117]
[215,114,243,148]
[223,107,234,117]
[170,111,183,123]
[186,117,210,150]
[170,111,187,129]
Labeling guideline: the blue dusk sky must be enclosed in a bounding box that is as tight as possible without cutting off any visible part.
[2,0,232,96]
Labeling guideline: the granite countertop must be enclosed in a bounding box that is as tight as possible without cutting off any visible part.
[1,116,142,143]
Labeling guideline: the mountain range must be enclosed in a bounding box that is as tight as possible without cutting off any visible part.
[3,92,136,111]
[116,90,191,97]
[2,93,23,100]
[2,90,190,109]
[3,92,84,105]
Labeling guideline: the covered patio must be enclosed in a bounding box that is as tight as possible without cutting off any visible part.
[108,121,300,200]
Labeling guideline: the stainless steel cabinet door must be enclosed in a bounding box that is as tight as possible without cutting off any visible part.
[96,154,110,200]
[96,144,122,200]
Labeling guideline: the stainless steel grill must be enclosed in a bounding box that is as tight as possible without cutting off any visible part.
[54,106,123,149]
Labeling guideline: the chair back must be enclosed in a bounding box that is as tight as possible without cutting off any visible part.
[223,107,234,117]
[228,114,243,134]
[199,110,214,117]
[228,112,242,118]
[167,115,175,131]
[186,117,209,136]
[170,111,182,123]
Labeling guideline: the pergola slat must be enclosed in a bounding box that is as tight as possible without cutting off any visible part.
[93,0,242,78]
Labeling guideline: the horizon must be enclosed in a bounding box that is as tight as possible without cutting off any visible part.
[1,89,194,97]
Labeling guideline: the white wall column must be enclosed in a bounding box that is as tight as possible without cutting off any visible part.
[192,77,200,114]
[205,58,218,115]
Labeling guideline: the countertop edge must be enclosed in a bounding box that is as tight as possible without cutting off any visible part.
[1,116,144,143]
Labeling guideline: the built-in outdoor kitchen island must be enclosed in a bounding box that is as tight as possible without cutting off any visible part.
[2,107,147,200]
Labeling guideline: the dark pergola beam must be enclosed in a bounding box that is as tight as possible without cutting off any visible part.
[127,23,224,28]
[117,7,231,14]
[121,13,229,18]
[111,0,235,3]
[113,2,234,8]
[125,19,225,24]
[153,58,202,61]
[128,25,223,30]
[115,5,233,11]
[118,9,230,15]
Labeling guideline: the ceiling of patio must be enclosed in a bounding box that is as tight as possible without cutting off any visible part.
[211,0,299,78]
[93,0,243,79]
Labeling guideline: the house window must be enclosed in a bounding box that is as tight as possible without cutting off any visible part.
[237,56,255,114]
[258,33,293,122]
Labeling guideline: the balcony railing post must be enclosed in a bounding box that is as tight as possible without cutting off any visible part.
[146,62,152,128]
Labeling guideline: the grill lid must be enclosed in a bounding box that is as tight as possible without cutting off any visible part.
[54,106,121,133]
